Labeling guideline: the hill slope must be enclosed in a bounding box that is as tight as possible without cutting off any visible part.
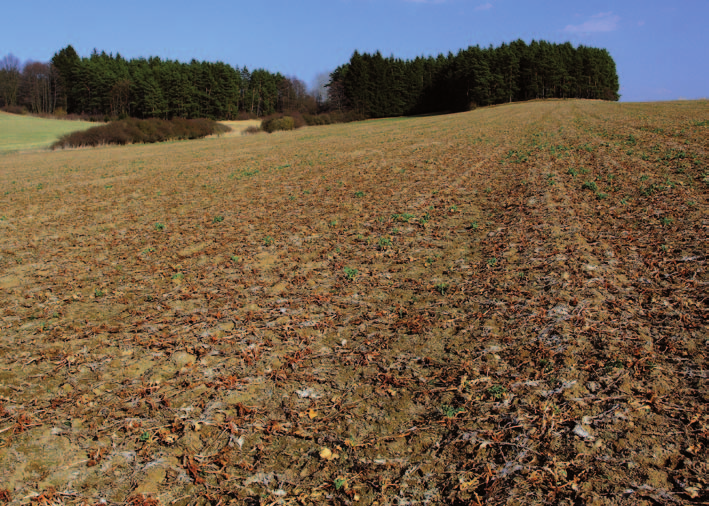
[0,100,706,504]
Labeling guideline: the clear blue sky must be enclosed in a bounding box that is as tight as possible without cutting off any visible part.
[2,0,707,102]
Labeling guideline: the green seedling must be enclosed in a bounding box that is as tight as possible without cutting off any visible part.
[354,191,365,198]
[155,223,165,231]
[264,236,274,246]
[604,359,623,372]
[378,237,392,249]
[392,213,415,223]
[487,385,506,400]
[213,215,224,223]
[435,282,449,295]
[441,405,465,418]
[343,266,358,281]
[539,359,554,374]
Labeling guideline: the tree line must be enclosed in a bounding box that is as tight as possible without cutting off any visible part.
[330,40,620,118]
[0,40,619,121]
[1,46,317,119]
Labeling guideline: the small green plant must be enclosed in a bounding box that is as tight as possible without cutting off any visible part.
[435,282,449,295]
[661,216,673,226]
[567,167,578,177]
[230,255,240,263]
[686,200,696,206]
[171,273,184,280]
[487,385,506,400]
[213,215,224,223]
[595,192,608,200]
[469,221,479,230]
[155,223,165,231]
[539,359,554,374]
[264,236,274,246]
[343,266,358,281]
[378,237,392,249]
[354,191,365,198]
[582,181,598,192]
[420,212,431,225]
[139,431,151,442]
[620,197,629,205]
[441,405,465,418]
[94,288,105,298]
[604,359,624,372]
[334,477,347,491]
[487,257,497,266]
[449,204,458,212]
[641,183,660,196]
[392,213,415,223]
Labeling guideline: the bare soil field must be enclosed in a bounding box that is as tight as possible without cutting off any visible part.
[0,100,707,505]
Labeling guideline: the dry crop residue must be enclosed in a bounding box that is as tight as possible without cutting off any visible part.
[0,100,707,505]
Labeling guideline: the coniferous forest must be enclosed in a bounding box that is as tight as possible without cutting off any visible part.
[0,40,619,121]
[330,40,620,118]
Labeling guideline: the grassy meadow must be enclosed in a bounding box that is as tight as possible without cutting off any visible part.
[0,111,95,153]
[0,100,707,504]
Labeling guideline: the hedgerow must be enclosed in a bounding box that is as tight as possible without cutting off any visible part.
[52,117,230,148]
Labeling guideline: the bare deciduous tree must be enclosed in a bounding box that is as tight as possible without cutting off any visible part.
[0,54,22,107]
[21,61,57,114]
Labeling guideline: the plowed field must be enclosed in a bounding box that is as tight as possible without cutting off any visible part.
[0,100,707,505]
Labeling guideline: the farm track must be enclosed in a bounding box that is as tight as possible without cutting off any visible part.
[0,100,707,505]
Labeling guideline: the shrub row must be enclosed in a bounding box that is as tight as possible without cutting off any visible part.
[261,115,296,133]
[303,111,367,126]
[255,110,367,134]
[1,105,28,115]
[52,117,230,149]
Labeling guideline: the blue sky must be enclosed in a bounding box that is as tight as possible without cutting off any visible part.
[1,0,707,102]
